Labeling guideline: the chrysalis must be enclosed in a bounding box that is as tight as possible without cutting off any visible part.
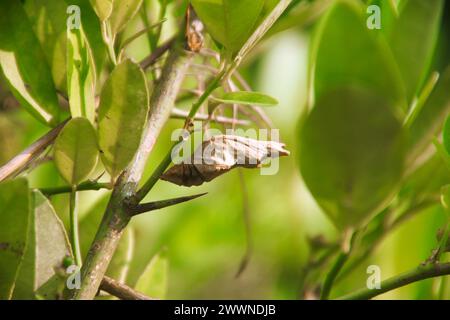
[161,135,290,187]
[185,5,204,52]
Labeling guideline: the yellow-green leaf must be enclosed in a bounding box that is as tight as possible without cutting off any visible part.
[134,250,168,299]
[109,0,144,36]
[67,26,97,123]
[98,59,149,181]
[54,117,99,185]
[213,91,278,106]
[90,0,113,21]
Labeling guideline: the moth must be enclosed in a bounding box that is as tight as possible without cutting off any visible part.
[161,135,290,187]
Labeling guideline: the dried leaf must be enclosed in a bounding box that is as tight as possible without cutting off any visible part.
[161,135,289,187]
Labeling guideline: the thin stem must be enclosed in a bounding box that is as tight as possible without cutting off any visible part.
[320,230,357,300]
[100,276,154,300]
[69,186,82,267]
[40,181,111,196]
[339,263,450,300]
[130,192,207,216]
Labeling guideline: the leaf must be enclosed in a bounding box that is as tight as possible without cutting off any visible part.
[407,67,450,165]
[134,250,168,299]
[191,0,266,55]
[54,118,99,185]
[98,59,149,181]
[23,0,68,93]
[311,0,406,110]
[299,86,406,230]
[0,178,30,300]
[387,0,444,103]
[109,0,144,36]
[0,1,60,126]
[213,91,278,106]
[12,190,72,300]
[90,0,113,21]
[67,26,97,123]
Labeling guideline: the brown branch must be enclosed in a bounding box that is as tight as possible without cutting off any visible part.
[139,37,176,70]
[0,119,69,182]
[100,276,154,300]
[171,108,251,126]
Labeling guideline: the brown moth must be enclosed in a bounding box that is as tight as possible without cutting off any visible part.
[185,5,204,52]
[161,135,290,187]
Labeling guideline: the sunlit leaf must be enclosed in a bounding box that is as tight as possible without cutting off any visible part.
[191,0,265,55]
[12,190,72,300]
[67,26,97,123]
[98,59,149,181]
[134,250,168,299]
[213,91,278,107]
[54,118,99,185]
[0,178,30,300]
[109,0,144,36]
[0,1,60,126]
[90,0,113,21]
[299,86,406,230]
[311,0,406,111]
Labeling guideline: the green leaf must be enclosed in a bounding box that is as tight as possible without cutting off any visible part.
[311,0,406,111]
[0,178,30,300]
[408,67,450,165]
[98,59,149,181]
[0,1,60,126]
[23,0,68,93]
[54,118,99,185]
[12,190,72,300]
[134,250,168,299]
[90,0,113,21]
[387,0,444,103]
[299,86,406,230]
[191,0,265,55]
[109,0,144,36]
[213,91,278,106]
[67,26,97,123]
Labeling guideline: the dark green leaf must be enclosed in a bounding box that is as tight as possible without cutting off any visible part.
[98,59,149,181]
[299,86,405,230]
[0,178,30,299]
[388,0,444,103]
[311,0,406,111]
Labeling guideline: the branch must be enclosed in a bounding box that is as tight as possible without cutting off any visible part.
[0,119,69,182]
[40,181,111,196]
[72,43,193,300]
[100,276,154,300]
[171,108,251,126]
[130,193,207,216]
[339,263,450,300]
[139,37,175,70]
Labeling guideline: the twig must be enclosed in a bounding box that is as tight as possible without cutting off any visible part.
[130,193,207,215]
[69,186,82,267]
[139,37,175,70]
[0,119,69,182]
[100,276,154,300]
[72,42,193,300]
[40,181,111,196]
[339,263,450,300]
[171,108,251,126]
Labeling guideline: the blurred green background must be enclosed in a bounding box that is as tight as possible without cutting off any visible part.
[1,0,450,299]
